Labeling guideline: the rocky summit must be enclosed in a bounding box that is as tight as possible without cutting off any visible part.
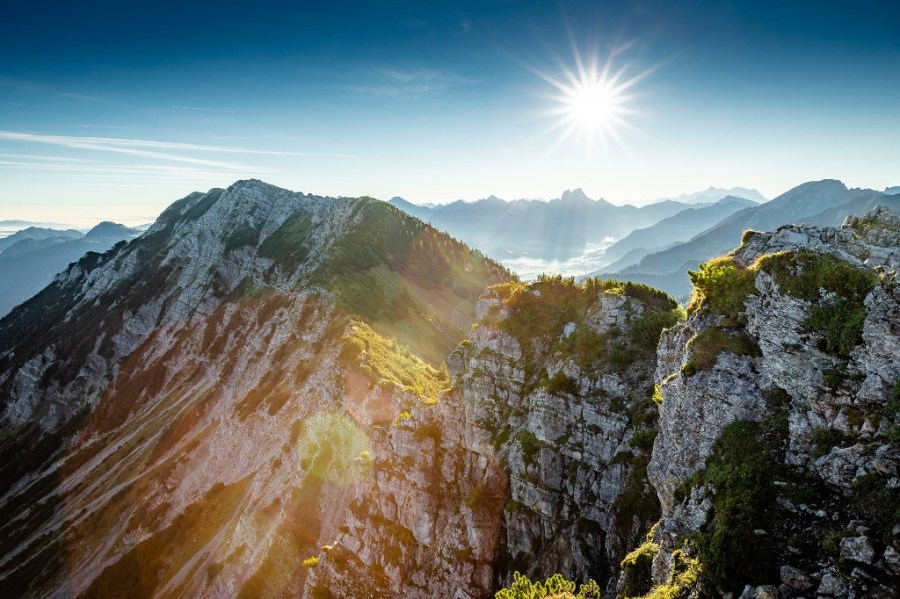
[0,180,899,599]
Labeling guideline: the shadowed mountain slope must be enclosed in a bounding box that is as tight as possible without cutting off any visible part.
[0,179,510,597]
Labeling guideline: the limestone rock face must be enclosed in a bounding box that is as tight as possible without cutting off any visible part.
[309,283,680,597]
[0,180,511,598]
[639,207,900,597]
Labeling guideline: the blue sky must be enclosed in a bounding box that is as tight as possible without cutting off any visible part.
[2,0,899,226]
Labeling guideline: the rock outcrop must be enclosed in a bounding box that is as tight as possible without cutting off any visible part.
[629,207,900,597]
[308,278,681,597]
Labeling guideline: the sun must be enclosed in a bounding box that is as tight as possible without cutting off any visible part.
[562,74,623,130]
[532,44,651,152]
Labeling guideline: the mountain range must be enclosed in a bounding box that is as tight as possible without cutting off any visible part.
[0,180,898,598]
[388,187,764,276]
[0,222,142,317]
[596,195,758,271]
[595,180,900,299]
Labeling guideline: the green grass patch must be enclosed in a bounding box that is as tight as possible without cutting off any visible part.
[687,256,757,321]
[495,572,601,599]
[694,420,779,594]
[757,251,879,357]
[258,213,315,272]
[682,328,760,376]
[340,321,449,403]
[222,223,260,252]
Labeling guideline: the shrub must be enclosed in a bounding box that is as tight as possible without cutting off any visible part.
[809,427,844,457]
[544,371,580,397]
[687,257,757,320]
[682,328,760,376]
[613,455,661,541]
[621,541,659,596]
[465,483,496,510]
[559,326,607,367]
[639,549,702,599]
[494,572,601,599]
[517,431,543,467]
[850,472,900,544]
[629,310,681,353]
[496,275,597,345]
[392,410,412,427]
[495,276,678,354]
[629,429,658,452]
[757,251,878,357]
[302,556,319,567]
[695,420,778,593]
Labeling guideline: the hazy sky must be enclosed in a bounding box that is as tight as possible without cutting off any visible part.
[2,0,899,226]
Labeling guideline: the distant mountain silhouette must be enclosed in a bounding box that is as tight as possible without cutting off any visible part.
[0,226,82,252]
[598,180,900,298]
[597,196,757,269]
[666,186,766,205]
[390,189,710,263]
[0,222,141,316]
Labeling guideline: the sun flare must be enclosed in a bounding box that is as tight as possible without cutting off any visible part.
[563,75,622,129]
[534,44,651,153]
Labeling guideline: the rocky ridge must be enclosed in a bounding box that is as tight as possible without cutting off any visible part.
[0,179,509,597]
[630,207,900,597]
[0,177,898,599]
[308,277,681,597]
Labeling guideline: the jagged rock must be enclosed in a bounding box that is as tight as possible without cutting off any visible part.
[2,182,899,599]
[840,536,877,565]
[780,565,813,590]
[755,585,779,599]
[884,545,900,575]
[739,585,757,599]
[817,571,848,596]
[644,207,900,593]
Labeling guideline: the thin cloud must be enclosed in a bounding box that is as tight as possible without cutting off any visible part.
[0,131,295,156]
[170,105,230,113]
[0,130,356,187]
[346,67,480,99]
[0,76,104,103]
[0,160,259,180]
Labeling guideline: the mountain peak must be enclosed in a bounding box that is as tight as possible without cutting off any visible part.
[85,221,139,239]
[559,188,592,203]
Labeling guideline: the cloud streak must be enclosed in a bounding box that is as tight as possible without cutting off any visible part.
[346,67,480,99]
[0,130,358,184]
[0,76,104,103]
